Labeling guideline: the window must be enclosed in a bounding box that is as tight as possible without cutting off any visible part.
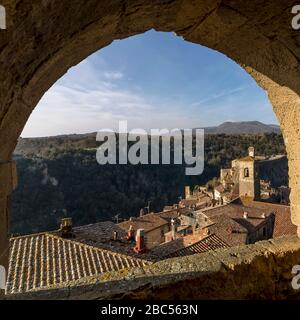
[263,227,266,237]
[244,168,249,178]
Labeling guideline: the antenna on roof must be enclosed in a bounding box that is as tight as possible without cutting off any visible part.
[144,201,151,214]
[113,213,121,224]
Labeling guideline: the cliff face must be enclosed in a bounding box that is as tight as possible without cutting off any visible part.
[259,157,288,187]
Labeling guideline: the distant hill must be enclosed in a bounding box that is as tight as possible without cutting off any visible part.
[203,121,281,134]
[15,132,98,157]
[15,121,281,157]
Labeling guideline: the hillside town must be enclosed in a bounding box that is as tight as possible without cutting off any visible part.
[6,147,296,294]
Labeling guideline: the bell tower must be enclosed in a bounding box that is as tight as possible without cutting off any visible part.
[236,147,260,200]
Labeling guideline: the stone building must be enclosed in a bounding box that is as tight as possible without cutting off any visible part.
[219,146,288,201]
[232,147,261,199]
[201,203,275,245]
[117,213,170,249]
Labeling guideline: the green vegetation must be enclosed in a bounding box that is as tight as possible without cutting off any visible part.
[11,133,286,235]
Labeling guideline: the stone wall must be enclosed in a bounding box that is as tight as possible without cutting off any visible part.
[5,236,300,300]
[1,0,300,294]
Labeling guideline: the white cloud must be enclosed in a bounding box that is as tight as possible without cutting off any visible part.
[21,78,207,137]
[21,52,276,138]
[104,71,124,80]
[190,84,254,108]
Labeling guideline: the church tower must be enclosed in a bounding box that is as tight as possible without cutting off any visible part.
[235,146,260,200]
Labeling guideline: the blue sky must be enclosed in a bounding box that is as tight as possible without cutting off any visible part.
[21,30,277,137]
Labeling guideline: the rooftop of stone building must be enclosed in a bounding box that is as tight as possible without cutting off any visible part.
[164,225,192,238]
[152,233,229,259]
[7,232,151,295]
[180,196,212,208]
[168,234,229,258]
[157,208,183,222]
[59,221,159,262]
[237,197,296,237]
[117,213,169,233]
[202,203,274,229]
[71,221,127,246]
[215,184,225,193]
[7,236,300,300]
[5,196,297,296]
[198,203,277,246]
[208,215,249,246]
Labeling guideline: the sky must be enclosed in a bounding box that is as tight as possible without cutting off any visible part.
[21,30,277,137]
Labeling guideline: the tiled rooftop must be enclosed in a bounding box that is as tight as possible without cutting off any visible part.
[157,209,181,222]
[208,215,248,246]
[168,234,229,258]
[202,203,273,230]
[7,233,150,294]
[152,233,229,258]
[215,184,225,193]
[71,221,127,248]
[117,213,169,233]
[58,221,163,261]
[200,203,276,246]
[238,198,297,237]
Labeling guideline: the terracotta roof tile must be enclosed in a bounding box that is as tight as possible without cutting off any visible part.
[238,198,297,237]
[168,234,229,258]
[7,233,150,294]
[152,233,228,258]
[117,213,168,233]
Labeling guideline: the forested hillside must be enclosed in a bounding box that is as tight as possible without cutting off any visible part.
[11,132,286,235]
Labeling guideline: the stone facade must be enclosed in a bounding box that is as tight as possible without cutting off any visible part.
[220,147,288,201]
[233,156,261,199]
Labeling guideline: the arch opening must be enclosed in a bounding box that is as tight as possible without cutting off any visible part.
[1,0,300,297]
[12,30,284,237]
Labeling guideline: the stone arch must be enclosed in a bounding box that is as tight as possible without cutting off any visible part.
[1,0,300,278]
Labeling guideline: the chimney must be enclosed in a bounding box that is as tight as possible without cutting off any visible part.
[204,228,210,236]
[243,211,248,219]
[113,231,118,241]
[60,217,73,238]
[134,229,146,253]
[226,226,233,234]
[126,225,135,241]
[248,146,255,158]
[139,208,144,217]
[171,218,177,240]
[185,186,191,199]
